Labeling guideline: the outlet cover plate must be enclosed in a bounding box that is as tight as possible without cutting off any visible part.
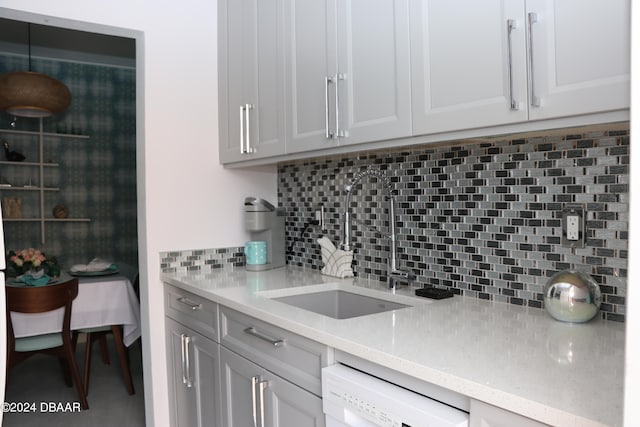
[562,204,585,248]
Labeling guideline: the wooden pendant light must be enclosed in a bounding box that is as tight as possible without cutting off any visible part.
[0,23,71,118]
[0,71,71,117]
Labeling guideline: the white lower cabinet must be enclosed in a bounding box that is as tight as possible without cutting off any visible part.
[165,285,222,427]
[219,306,328,427]
[470,399,549,427]
[220,347,325,427]
[166,317,222,427]
[163,286,557,427]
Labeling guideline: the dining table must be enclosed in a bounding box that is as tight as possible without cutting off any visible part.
[7,272,141,346]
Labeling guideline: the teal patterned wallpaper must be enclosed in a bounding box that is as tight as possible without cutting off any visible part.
[0,54,138,271]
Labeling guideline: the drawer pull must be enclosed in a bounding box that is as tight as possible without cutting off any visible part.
[177,297,202,311]
[244,327,284,347]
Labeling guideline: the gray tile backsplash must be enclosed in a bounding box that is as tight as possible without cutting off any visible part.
[278,124,629,322]
[160,247,245,273]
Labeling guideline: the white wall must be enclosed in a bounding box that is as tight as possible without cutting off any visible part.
[0,3,277,426]
[624,2,639,425]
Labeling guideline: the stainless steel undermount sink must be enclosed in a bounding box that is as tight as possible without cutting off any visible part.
[271,289,411,319]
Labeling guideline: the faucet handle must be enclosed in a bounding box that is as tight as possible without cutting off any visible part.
[388,269,416,289]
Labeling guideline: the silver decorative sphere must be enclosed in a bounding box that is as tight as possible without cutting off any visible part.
[544,270,602,323]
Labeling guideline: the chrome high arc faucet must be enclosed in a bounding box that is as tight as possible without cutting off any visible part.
[340,168,415,289]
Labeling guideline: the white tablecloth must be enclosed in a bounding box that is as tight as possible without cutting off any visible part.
[9,274,141,346]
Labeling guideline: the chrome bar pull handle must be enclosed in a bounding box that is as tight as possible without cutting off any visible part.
[506,19,519,110]
[334,74,340,138]
[259,380,268,427]
[180,334,188,385]
[251,375,260,427]
[527,12,540,107]
[325,76,334,139]
[184,335,193,388]
[177,297,201,311]
[245,103,255,153]
[244,327,285,347]
[335,74,346,138]
[240,105,246,154]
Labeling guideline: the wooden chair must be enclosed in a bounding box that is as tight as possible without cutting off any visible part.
[74,324,135,396]
[73,270,137,396]
[5,278,89,410]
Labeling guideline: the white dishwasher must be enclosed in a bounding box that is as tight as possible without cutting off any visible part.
[322,364,469,427]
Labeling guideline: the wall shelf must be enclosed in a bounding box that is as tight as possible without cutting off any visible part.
[0,119,92,244]
[0,161,60,167]
[0,128,90,140]
[3,218,91,222]
[1,187,60,192]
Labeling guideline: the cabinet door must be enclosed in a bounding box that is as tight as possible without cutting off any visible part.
[284,0,339,154]
[263,370,325,427]
[220,347,263,427]
[220,347,325,427]
[218,0,286,163]
[526,0,630,120]
[410,0,528,135]
[286,0,411,153]
[166,318,221,427]
[336,0,412,146]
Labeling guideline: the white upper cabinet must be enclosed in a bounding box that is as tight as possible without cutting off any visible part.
[283,0,338,153]
[526,0,630,120]
[285,0,412,154]
[218,0,630,165]
[410,0,630,135]
[218,0,286,163]
[336,0,412,145]
[410,0,529,135]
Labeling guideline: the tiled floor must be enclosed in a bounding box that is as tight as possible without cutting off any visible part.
[2,337,145,427]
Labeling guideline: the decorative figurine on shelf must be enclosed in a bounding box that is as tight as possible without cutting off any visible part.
[2,197,22,219]
[52,204,69,219]
[2,140,25,162]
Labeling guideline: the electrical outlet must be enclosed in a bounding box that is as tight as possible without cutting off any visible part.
[562,204,585,248]
[566,215,580,240]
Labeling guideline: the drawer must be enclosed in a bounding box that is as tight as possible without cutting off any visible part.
[165,284,218,342]
[220,307,329,396]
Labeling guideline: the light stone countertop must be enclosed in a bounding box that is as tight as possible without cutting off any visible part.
[161,265,625,427]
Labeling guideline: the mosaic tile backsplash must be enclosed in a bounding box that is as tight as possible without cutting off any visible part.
[160,247,245,273]
[0,54,138,269]
[279,125,629,322]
